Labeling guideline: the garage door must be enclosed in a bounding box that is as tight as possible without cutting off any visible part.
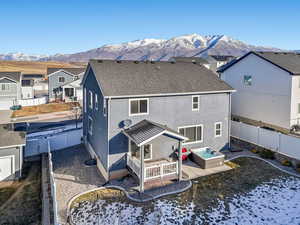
[0,156,14,181]
[0,100,14,110]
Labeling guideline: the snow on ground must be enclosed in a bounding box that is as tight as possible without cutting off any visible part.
[71,176,300,225]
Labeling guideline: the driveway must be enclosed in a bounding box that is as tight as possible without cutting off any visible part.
[52,145,106,224]
[0,110,12,124]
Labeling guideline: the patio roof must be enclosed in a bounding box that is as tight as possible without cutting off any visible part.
[122,120,188,146]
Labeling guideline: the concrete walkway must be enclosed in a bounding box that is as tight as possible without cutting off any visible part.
[224,149,300,178]
[52,145,106,225]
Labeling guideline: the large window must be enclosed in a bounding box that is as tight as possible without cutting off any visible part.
[215,122,222,137]
[130,141,152,160]
[244,75,252,86]
[88,117,93,135]
[1,84,9,91]
[192,95,200,111]
[129,98,149,116]
[89,91,93,109]
[58,77,65,83]
[178,125,203,144]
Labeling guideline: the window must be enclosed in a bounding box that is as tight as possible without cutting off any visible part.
[192,96,200,111]
[130,141,152,160]
[88,117,93,135]
[84,88,87,113]
[1,84,9,91]
[129,98,149,116]
[215,122,222,137]
[95,94,98,110]
[298,103,300,114]
[244,75,252,86]
[89,91,93,109]
[178,125,203,144]
[58,77,65,83]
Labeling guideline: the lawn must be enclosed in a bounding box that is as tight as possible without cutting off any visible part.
[11,102,79,118]
[0,161,42,225]
[70,158,300,225]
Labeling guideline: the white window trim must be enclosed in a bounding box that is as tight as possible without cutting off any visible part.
[88,116,93,135]
[95,94,98,110]
[58,76,65,83]
[129,98,149,116]
[192,95,200,111]
[243,75,252,86]
[215,122,222,137]
[143,144,152,161]
[178,124,204,145]
[103,98,107,117]
[89,90,93,109]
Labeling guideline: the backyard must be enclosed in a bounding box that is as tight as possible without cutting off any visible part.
[0,161,42,225]
[70,157,300,225]
[11,102,79,118]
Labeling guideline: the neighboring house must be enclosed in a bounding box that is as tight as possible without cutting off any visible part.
[209,55,236,68]
[82,59,234,191]
[47,67,86,101]
[0,124,25,181]
[0,72,22,110]
[21,78,34,99]
[171,57,212,70]
[61,75,83,103]
[218,51,300,130]
[22,74,48,97]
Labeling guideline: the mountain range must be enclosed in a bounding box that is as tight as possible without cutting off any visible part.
[0,34,286,62]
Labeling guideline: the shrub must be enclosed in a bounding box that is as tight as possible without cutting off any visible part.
[281,160,292,167]
[259,149,275,159]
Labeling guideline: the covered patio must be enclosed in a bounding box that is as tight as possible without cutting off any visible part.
[123,120,188,192]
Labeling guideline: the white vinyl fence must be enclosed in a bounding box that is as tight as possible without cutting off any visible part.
[25,128,82,157]
[231,121,300,160]
[18,96,48,106]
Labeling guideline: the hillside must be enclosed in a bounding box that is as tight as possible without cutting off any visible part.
[0,61,86,74]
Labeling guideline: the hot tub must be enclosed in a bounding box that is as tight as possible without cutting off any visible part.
[191,148,224,169]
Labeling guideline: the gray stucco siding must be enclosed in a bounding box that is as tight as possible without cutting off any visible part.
[48,71,74,99]
[108,93,230,171]
[0,146,23,180]
[83,69,109,170]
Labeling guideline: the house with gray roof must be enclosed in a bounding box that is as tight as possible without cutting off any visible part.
[219,51,300,130]
[47,67,86,101]
[0,124,25,181]
[82,59,234,192]
[0,72,22,110]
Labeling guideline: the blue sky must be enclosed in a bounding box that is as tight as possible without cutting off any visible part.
[0,0,299,55]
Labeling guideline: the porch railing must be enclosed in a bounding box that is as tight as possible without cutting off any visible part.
[144,162,178,181]
[126,154,141,178]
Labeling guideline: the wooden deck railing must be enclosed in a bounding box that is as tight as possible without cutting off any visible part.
[144,162,178,181]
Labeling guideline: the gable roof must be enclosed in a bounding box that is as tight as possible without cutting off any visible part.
[0,125,25,148]
[123,119,188,146]
[0,72,21,82]
[47,67,86,76]
[218,51,300,75]
[87,59,234,98]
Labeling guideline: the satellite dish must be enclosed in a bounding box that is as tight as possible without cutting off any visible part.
[123,119,132,128]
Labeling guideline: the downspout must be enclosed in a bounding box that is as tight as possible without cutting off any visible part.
[228,93,232,149]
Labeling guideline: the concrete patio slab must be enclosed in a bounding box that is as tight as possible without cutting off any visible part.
[182,160,232,180]
[52,145,105,225]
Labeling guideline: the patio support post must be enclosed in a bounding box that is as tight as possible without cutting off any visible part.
[178,140,183,181]
[140,145,145,193]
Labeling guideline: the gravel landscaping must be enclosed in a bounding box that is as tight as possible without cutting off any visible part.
[70,158,300,225]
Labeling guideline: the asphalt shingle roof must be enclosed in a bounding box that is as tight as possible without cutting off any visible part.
[88,59,234,97]
[0,125,25,148]
[47,67,86,76]
[218,51,300,75]
[0,72,21,82]
[123,120,187,146]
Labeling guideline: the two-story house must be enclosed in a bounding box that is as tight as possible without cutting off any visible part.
[219,51,300,130]
[47,67,86,101]
[82,59,234,191]
[0,72,22,110]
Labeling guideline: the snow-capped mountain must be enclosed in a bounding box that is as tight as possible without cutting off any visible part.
[0,34,284,62]
[0,52,48,61]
